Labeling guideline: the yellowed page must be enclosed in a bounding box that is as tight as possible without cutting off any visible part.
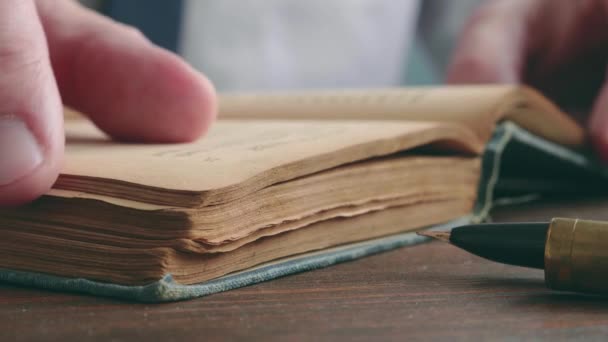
[219,85,584,146]
[63,107,84,121]
[58,119,482,204]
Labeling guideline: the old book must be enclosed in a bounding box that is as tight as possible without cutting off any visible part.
[0,86,600,301]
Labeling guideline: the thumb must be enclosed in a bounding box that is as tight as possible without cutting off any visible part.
[588,78,608,162]
[0,0,63,206]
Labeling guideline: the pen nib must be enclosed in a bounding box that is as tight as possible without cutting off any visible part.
[417,230,451,243]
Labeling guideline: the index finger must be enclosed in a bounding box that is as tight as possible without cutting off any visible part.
[38,0,217,143]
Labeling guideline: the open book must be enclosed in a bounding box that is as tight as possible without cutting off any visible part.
[0,86,602,301]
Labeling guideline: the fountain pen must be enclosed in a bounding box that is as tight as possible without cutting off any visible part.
[419,218,608,295]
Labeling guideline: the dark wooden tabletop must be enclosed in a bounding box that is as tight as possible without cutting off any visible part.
[4,197,608,341]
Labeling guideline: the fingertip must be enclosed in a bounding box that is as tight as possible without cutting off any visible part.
[0,108,64,206]
[0,160,61,207]
[446,55,510,84]
[589,125,608,163]
[179,69,218,142]
[447,44,522,86]
[100,47,217,143]
[588,84,608,162]
[446,0,529,85]
[0,113,63,207]
[142,50,218,143]
[95,47,218,143]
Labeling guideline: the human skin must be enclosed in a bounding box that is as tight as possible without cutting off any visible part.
[448,0,608,160]
[0,0,217,206]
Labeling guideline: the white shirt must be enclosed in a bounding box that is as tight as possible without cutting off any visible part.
[180,0,420,91]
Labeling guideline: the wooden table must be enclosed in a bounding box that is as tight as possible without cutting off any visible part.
[4,197,608,341]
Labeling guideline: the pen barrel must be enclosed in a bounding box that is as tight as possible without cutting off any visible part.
[545,218,608,294]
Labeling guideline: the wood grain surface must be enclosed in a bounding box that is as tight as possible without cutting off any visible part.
[4,196,608,341]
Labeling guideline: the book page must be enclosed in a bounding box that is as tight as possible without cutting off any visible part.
[219,85,584,147]
[60,119,482,195]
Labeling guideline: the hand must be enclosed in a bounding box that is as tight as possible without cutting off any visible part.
[0,0,216,206]
[447,0,608,159]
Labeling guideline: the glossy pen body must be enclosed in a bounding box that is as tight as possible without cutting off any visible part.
[420,218,608,294]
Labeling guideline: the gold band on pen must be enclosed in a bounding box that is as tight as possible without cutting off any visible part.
[545,218,608,294]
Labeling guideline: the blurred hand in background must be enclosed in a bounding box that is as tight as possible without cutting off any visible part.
[0,0,216,206]
[448,0,608,159]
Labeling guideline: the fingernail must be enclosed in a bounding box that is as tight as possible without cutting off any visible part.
[0,114,43,185]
